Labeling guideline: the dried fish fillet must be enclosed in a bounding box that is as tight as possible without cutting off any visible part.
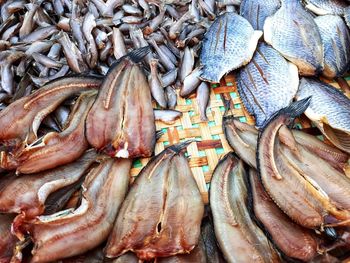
[28,157,131,262]
[200,12,262,83]
[236,43,299,127]
[0,150,96,225]
[86,47,156,158]
[210,153,280,262]
[315,15,350,78]
[240,0,280,30]
[1,92,96,174]
[305,0,348,15]
[0,213,17,262]
[105,142,204,260]
[249,169,318,261]
[257,99,350,229]
[296,78,350,154]
[0,76,101,148]
[264,0,324,75]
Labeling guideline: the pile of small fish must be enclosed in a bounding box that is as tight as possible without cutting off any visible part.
[1,0,350,262]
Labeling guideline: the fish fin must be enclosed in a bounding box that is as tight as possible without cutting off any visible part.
[323,124,350,154]
[168,140,196,154]
[128,46,151,63]
[283,97,312,119]
[156,130,164,140]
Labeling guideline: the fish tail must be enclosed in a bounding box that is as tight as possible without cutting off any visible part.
[284,97,312,118]
[128,46,151,63]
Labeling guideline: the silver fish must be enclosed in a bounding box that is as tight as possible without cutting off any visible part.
[305,0,348,15]
[264,0,324,76]
[296,78,350,154]
[154,109,182,124]
[196,82,210,121]
[200,12,262,83]
[315,15,350,78]
[149,59,167,108]
[112,27,127,60]
[240,0,280,30]
[236,43,299,127]
[165,86,177,109]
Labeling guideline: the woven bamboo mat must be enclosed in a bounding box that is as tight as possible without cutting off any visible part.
[129,74,350,204]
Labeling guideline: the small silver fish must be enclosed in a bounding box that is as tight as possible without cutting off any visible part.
[200,12,262,83]
[315,15,350,78]
[236,43,299,127]
[154,109,182,124]
[240,0,280,30]
[149,59,167,109]
[296,78,350,154]
[196,82,210,121]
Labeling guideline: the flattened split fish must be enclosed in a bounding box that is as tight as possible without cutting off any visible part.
[264,0,324,75]
[200,12,262,83]
[304,0,349,15]
[236,42,299,127]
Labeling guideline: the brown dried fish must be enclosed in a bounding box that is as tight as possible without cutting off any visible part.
[210,153,281,262]
[149,59,167,108]
[0,213,17,262]
[86,47,156,159]
[28,157,131,262]
[105,142,204,260]
[154,109,183,124]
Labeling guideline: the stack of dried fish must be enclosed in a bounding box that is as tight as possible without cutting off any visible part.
[1,0,350,262]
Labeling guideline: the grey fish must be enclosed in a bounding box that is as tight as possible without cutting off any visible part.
[315,15,350,78]
[305,0,349,15]
[236,43,299,127]
[240,0,280,30]
[296,78,350,154]
[345,6,350,28]
[200,12,262,83]
[264,0,324,76]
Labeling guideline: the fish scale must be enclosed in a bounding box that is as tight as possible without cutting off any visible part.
[304,0,349,15]
[236,43,299,128]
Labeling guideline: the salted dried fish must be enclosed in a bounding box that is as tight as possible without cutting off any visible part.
[83,12,98,68]
[179,47,195,82]
[154,109,182,124]
[149,59,167,108]
[257,99,350,229]
[264,0,324,75]
[196,82,210,121]
[1,92,96,174]
[161,69,178,87]
[28,157,131,262]
[210,153,280,262]
[0,76,101,148]
[165,85,177,109]
[105,142,204,260]
[19,3,38,38]
[86,47,156,159]
[305,0,348,15]
[20,25,58,42]
[0,213,17,262]
[144,7,165,35]
[236,43,299,127]
[180,67,202,97]
[249,169,318,261]
[200,12,262,83]
[315,15,350,78]
[62,247,105,263]
[150,38,176,70]
[240,0,280,30]
[296,78,350,154]
[0,150,96,232]
[169,11,194,40]
[32,52,63,69]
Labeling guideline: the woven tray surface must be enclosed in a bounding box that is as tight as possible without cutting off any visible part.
[130,74,350,204]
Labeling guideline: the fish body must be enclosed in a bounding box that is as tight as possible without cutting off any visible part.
[296,78,350,154]
[240,0,280,30]
[305,0,348,15]
[200,12,262,83]
[236,43,299,127]
[0,214,17,262]
[315,15,350,78]
[264,0,324,75]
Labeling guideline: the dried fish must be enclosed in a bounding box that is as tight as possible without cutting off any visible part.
[200,12,262,83]
[296,78,350,154]
[196,82,210,121]
[149,59,167,108]
[169,11,194,40]
[0,213,17,262]
[28,157,131,262]
[20,25,58,42]
[257,99,350,229]
[83,12,98,68]
[105,142,204,260]
[1,92,96,174]
[154,109,182,124]
[86,47,156,158]
[249,169,318,261]
[32,52,63,69]
[161,69,178,87]
[236,42,299,127]
[180,67,202,97]
[315,15,350,79]
[264,0,324,75]
[0,76,101,148]
[144,7,165,35]
[19,3,38,38]
[150,38,175,70]
[165,85,177,109]
[179,47,195,82]
[210,153,280,262]
[305,0,348,15]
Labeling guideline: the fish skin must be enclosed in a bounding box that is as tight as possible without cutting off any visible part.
[264,0,324,76]
[200,12,262,83]
[305,0,348,15]
[210,153,281,263]
[296,78,350,154]
[240,0,280,30]
[105,142,204,260]
[345,6,350,28]
[236,43,299,127]
[86,47,156,159]
[0,213,17,262]
[315,15,350,79]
